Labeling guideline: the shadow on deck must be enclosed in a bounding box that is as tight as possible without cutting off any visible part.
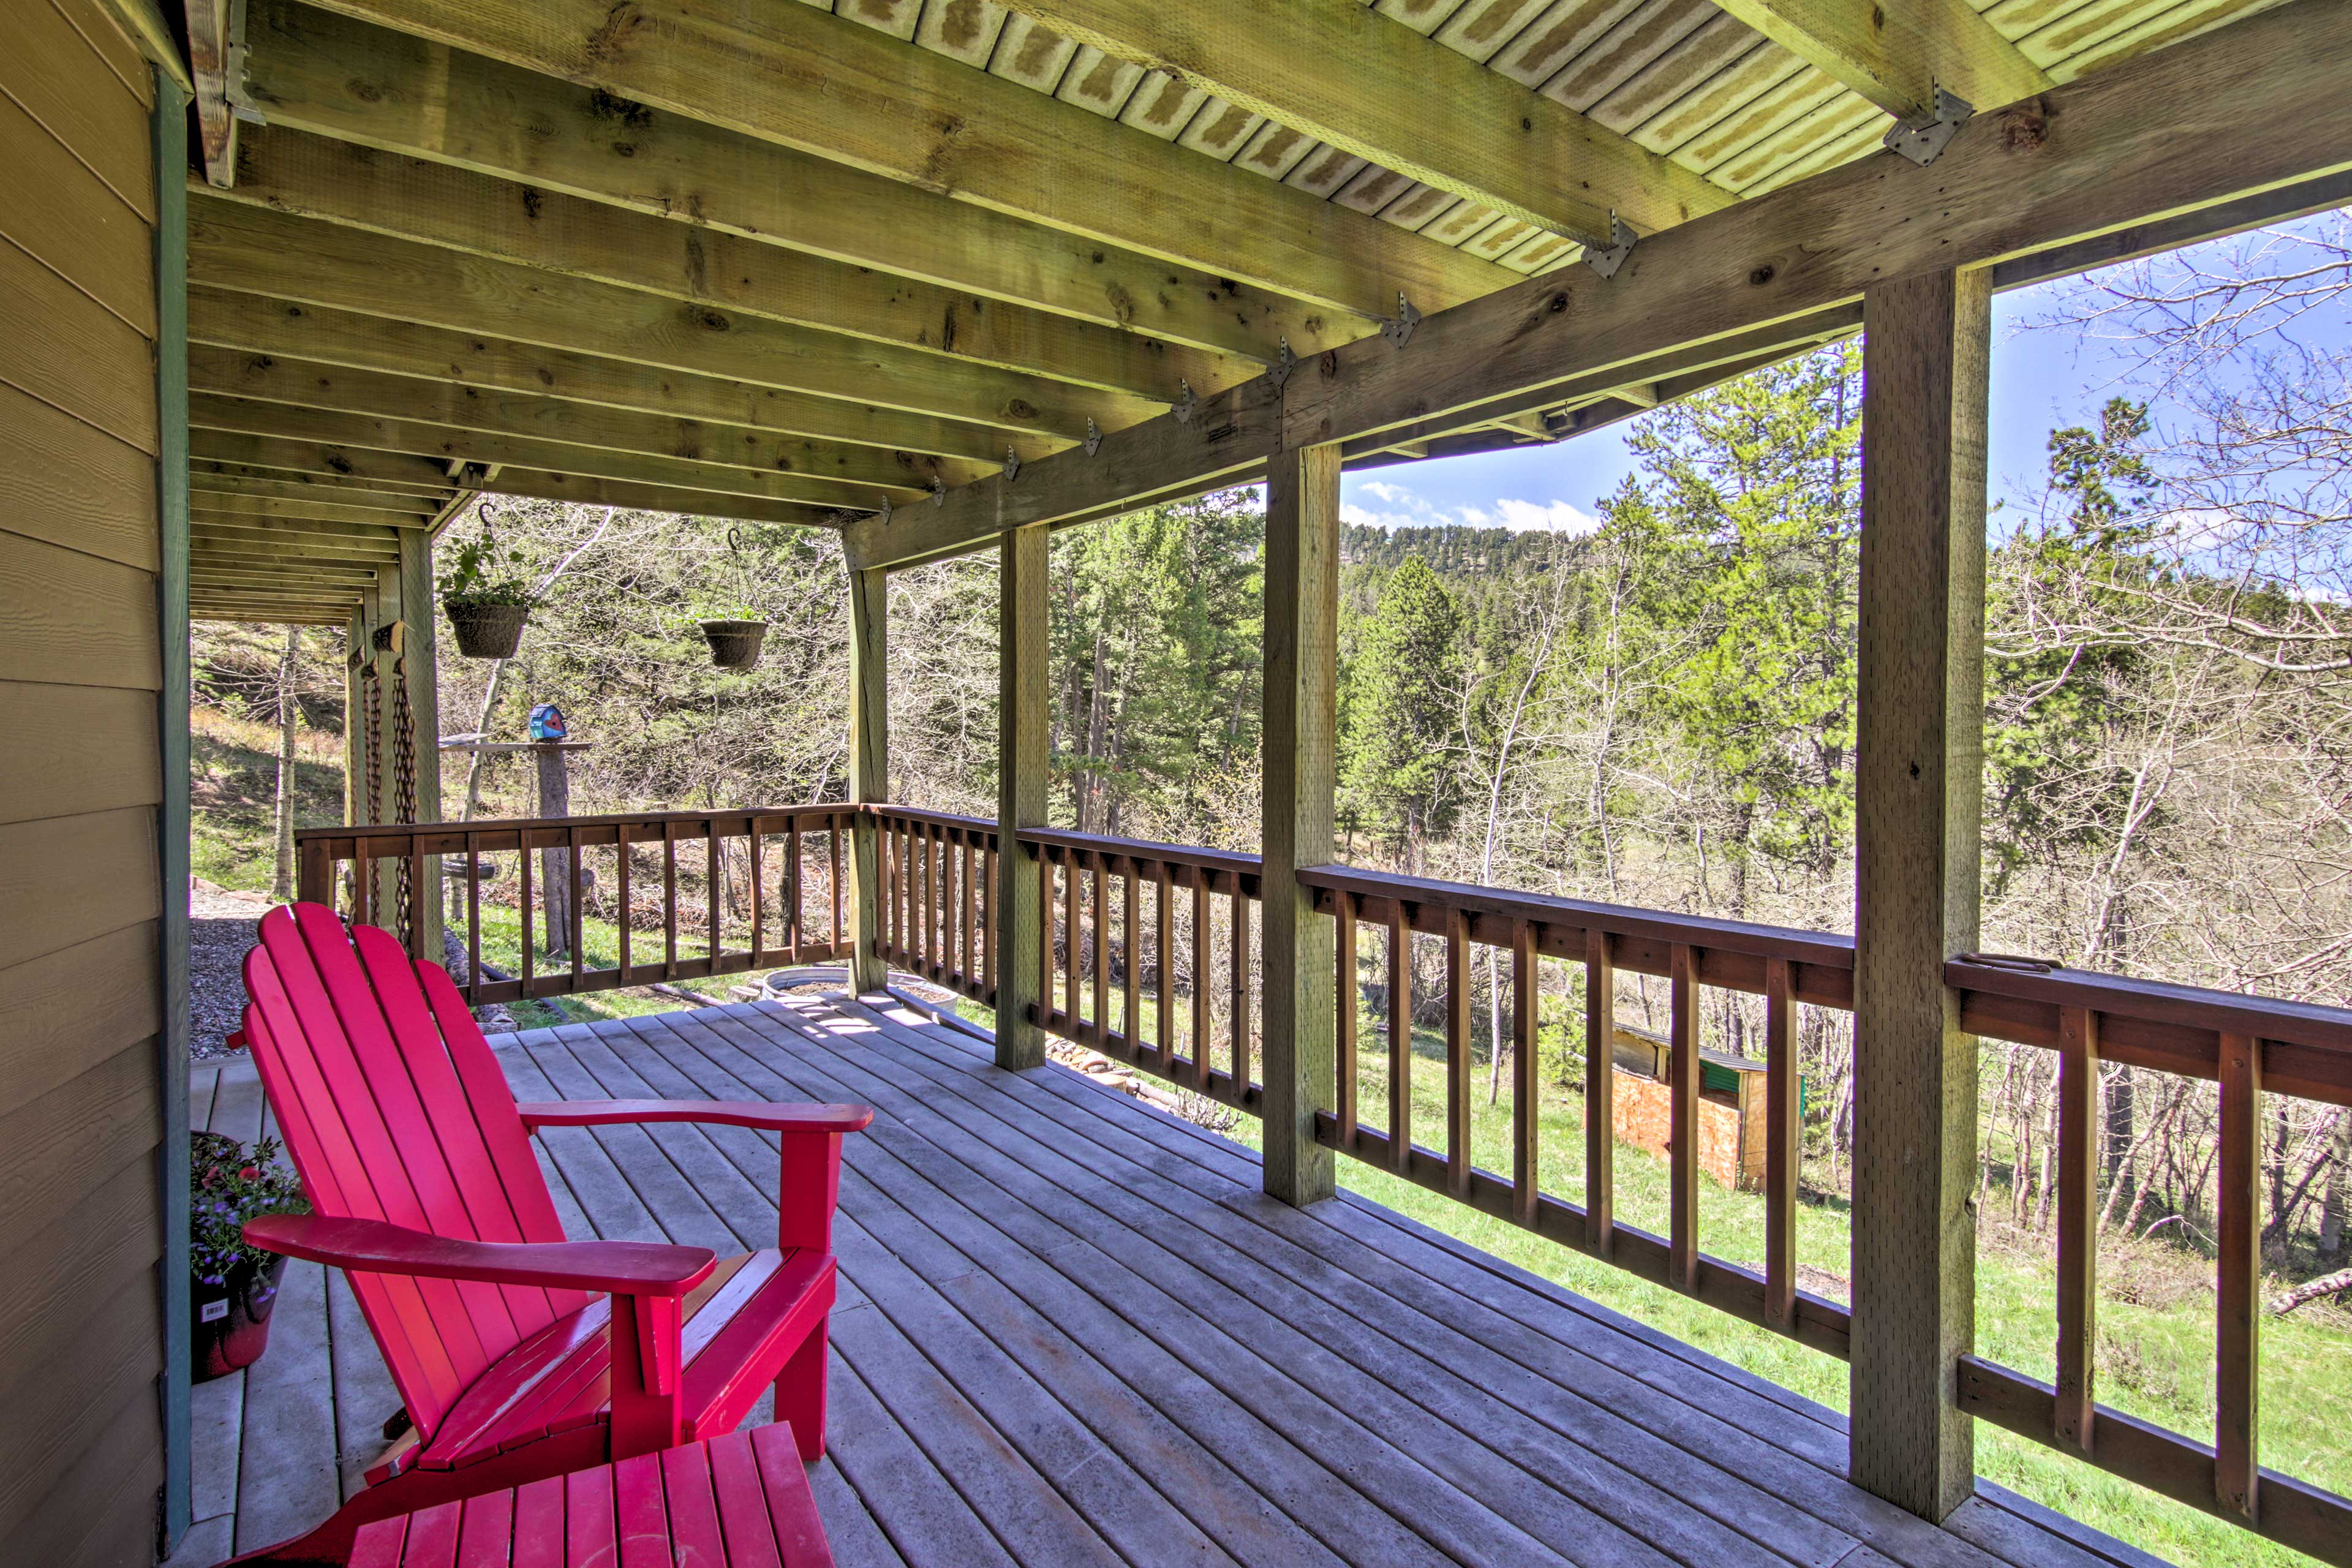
[176,993,2166,1568]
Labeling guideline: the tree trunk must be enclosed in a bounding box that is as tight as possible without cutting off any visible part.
[271,626,300,901]
[2321,1109,2351,1261]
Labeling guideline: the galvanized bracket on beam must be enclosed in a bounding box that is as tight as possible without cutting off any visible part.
[1380,295,1422,349]
[1583,216,1638,280]
[1084,418,1103,456]
[1172,380,1198,425]
[1268,337,1298,390]
[1002,446,1020,483]
[1883,87,1973,167]
[930,477,946,507]
[875,494,890,527]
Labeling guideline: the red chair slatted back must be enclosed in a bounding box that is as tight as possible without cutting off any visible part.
[241,902,591,1440]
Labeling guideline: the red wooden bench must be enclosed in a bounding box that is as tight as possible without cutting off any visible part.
[230,903,871,1562]
[349,1426,832,1567]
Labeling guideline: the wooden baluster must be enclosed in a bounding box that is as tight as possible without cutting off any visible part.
[1512,921,1540,1226]
[355,839,374,932]
[1065,854,1082,1028]
[920,825,935,977]
[406,835,426,959]
[1445,907,1471,1196]
[2056,1005,2100,1450]
[963,838,979,989]
[1585,929,1614,1256]
[1155,867,1174,1074]
[2216,1031,2263,1518]
[1765,957,1798,1333]
[981,843,997,1000]
[1037,850,1053,1024]
[1092,858,1109,1035]
[1193,875,1211,1091]
[617,831,633,982]
[785,822,802,963]
[706,820,721,967]
[1231,878,1250,1090]
[881,821,896,960]
[829,818,843,952]
[464,830,483,997]
[1122,867,1140,1049]
[518,830,533,993]
[569,824,586,987]
[1336,890,1357,1154]
[1389,898,1411,1174]
[1669,943,1700,1291]
[930,826,944,979]
[662,823,678,978]
[749,818,766,968]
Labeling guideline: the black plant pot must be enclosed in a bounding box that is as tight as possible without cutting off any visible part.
[444,599,531,659]
[192,1252,290,1382]
[700,618,769,670]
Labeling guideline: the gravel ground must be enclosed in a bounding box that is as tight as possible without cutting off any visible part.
[189,881,275,1060]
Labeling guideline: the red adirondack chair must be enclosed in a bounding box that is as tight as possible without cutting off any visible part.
[229,902,872,1563]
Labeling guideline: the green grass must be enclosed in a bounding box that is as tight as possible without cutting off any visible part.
[1164,1001,2346,1568]
[458,900,758,1030]
[190,707,345,893]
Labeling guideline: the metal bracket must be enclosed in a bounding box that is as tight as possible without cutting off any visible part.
[1172,380,1198,425]
[1084,418,1103,456]
[1267,337,1298,390]
[1002,446,1020,483]
[1883,86,1973,167]
[1583,215,1638,280]
[1379,294,1422,349]
[875,494,891,527]
[929,477,946,508]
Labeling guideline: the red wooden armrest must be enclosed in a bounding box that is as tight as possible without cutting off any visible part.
[515,1099,875,1134]
[245,1213,718,1297]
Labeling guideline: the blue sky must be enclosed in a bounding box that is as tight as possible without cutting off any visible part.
[1336,283,2150,534]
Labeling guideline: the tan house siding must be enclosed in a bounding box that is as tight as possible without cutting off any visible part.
[0,1,168,1562]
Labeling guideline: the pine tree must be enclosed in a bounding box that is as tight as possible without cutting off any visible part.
[1343,555,1464,869]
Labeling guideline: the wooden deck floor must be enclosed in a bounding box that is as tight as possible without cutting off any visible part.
[173,992,2168,1568]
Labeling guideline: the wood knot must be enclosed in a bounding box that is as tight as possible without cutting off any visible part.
[1319,351,1338,377]
[1749,263,1775,286]
[1998,107,2048,151]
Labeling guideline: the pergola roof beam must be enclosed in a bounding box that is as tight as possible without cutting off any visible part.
[1710,0,2052,120]
[214,124,1248,405]
[242,0,1359,361]
[1014,0,1730,246]
[287,0,1506,322]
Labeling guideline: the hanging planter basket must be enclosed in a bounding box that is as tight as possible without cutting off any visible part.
[443,599,531,659]
[700,618,769,671]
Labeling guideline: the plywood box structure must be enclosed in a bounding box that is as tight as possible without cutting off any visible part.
[11,0,2352,1562]
[1610,1023,1771,1193]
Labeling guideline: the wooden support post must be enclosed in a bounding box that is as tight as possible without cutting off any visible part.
[1851,265,1989,1522]
[399,527,442,961]
[995,523,1050,1069]
[535,742,572,962]
[847,564,889,994]
[1261,440,1340,1206]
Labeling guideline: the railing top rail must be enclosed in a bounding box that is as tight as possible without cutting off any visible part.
[296,805,848,845]
[1298,863,1856,972]
[1016,824,1264,880]
[872,804,998,834]
[1948,956,2352,1055]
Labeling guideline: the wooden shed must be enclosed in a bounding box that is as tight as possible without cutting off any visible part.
[9,1,2352,1564]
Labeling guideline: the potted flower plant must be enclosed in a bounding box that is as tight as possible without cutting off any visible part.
[439,524,537,658]
[190,1130,311,1381]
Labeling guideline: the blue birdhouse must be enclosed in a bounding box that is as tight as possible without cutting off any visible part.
[527,703,568,742]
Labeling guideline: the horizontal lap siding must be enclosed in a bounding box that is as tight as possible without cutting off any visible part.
[0,1,168,1562]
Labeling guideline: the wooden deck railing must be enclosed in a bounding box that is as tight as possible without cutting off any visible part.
[872,805,998,1005]
[294,807,853,1006]
[300,802,2352,1559]
[1017,825,1265,1114]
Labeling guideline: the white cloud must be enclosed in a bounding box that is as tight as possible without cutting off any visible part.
[1341,481,1600,536]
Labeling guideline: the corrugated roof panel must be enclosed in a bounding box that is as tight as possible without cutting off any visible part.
[913,0,1008,66]
[1588,12,1762,135]
[1542,0,1716,113]
[990,15,1077,90]
[1378,184,1463,232]
[1630,37,1806,157]
[1374,0,1477,37]
[1287,145,1371,197]
[1234,119,1316,179]
[834,0,922,40]
[1489,0,1645,87]
[1057,45,1148,117]
[1669,62,1843,176]
[1120,71,1208,140]
[1422,200,1504,246]
[1336,164,1417,215]
[1434,0,1564,65]
[1719,94,1881,192]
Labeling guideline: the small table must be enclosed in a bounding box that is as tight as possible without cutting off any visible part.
[349,1427,833,1566]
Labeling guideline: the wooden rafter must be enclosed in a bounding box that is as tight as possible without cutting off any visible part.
[190,430,846,527]
[1015,0,1730,245]
[239,0,1355,362]
[857,0,2352,568]
[214,125,1248,405]
[187,345,987,495]
[188,197,1142,449]
[182,0,241,185]
[1711,0,2052,119]
[189,393,908,511]
[187,290,1035,468]
[285,0,1509,320]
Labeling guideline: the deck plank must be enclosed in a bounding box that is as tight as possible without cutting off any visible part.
[190,996,2169,1568]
